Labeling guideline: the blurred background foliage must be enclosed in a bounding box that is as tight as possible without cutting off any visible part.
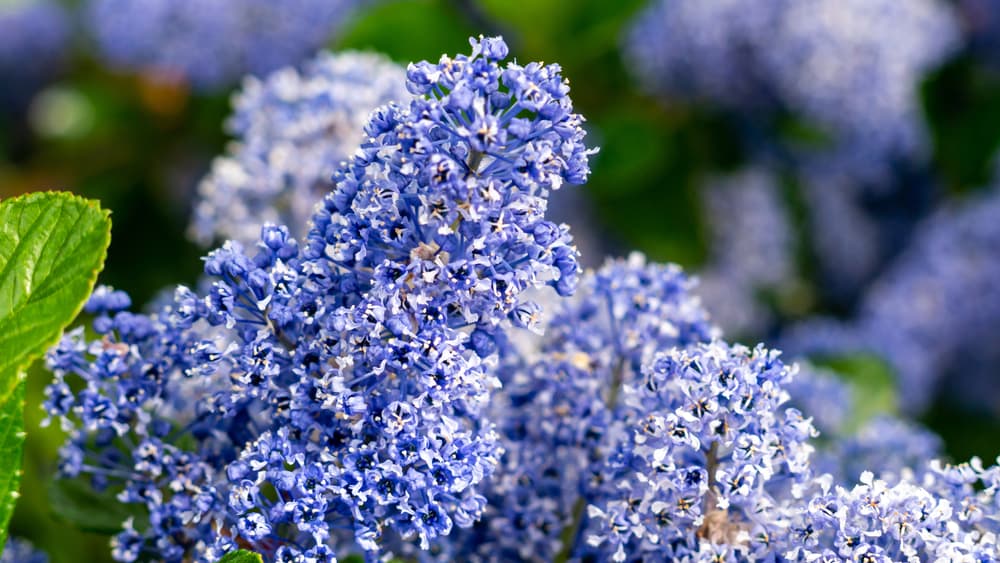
[3,0,1000,561]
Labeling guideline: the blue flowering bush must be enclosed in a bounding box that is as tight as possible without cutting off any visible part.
[4,0,1000,561]
[3,36,990,562]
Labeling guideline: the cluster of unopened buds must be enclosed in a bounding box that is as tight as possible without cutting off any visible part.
[40,36,1000,562]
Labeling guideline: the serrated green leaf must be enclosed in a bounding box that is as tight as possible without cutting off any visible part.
[0,192,112,397]
[0,381,25,545]
[217,550,263,563]
[0,191,112,547]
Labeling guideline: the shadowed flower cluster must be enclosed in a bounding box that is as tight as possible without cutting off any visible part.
[0,539,47,563]
[88,0,359,90]
[625,0,959,170]
[438,254,719,560]
[784,186,1000,413]
[695,168,798,337]
[0,0,70,107]
[786,460,1000,561]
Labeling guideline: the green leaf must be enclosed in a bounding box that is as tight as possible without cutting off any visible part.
[336,0,475,64]
[47,477,145,535]
[0,192,112,394]
[923,56,1000,193]
[217,550,264,563]
[814,353,898,433]
[0,381,25,546]
[0,191,112,547]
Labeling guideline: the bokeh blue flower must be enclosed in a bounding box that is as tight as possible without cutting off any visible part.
[87,0,360,90]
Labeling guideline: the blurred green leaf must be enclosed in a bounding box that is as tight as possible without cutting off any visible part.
[922,400,1000,463]
[337,0,475,64]
[592,109,674,197]
[0,192,111,546]
[924,56,1000,192]
[776,114,834,149]
[814,354,897,432]
[478,0,645,59]
[47,478,144,535]
[585,107,742,267]
[217,550,263,563]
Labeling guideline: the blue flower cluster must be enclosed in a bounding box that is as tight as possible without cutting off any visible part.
[796,163,891,303]
[191,51,410,246]
[816,416,943,486]
[44,36,593,561]
[438,254,719,560]
[854,186,1000,412]
[0,0,70,107]
[624,0,778,111]
[625,0,960,169]
[786,459,1000,561]
[692,157,944,333]
[582,341,816,561]
[626,0,960,316]
[762,0,959,171]
[1,539,47,563]
[624,0,966,314]
[439,255,997,561]
[87,0,359,90]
